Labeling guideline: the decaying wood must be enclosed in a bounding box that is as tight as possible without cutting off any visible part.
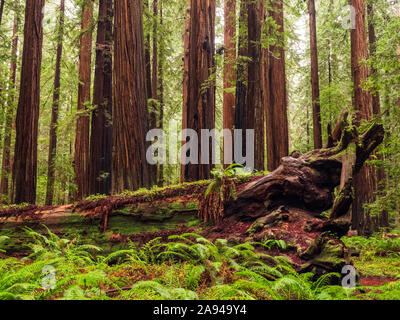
[224,121,384,222]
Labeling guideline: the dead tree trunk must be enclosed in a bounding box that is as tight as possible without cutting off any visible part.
[224,121,384,225]
[12,0,45,204]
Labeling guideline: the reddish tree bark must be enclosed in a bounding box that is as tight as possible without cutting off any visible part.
[113,0,151,193]
[223,0,236,165]
[45,0,65,206]
[182,0,216,182]
[235,0,264,171]
[12,0,45,204]
[74,0,93,200]
[350,0,375,235]
[89,0,113,196]
[0,10,19,199]
[265,0,289,172]
[308,0,322,149]
[235,0,248,166]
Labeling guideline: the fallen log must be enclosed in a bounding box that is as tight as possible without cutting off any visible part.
[223,121,384,223]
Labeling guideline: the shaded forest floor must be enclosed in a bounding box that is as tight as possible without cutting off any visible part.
[1,176,400,300]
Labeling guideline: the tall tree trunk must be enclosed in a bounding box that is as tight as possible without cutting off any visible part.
[223,0,236,166]
[308,0,322,149]
[74,0,93,200]
[265,0,289,171]
[367,3,388,228]
[0,0,5,26]
[350,0,375,235]
[0,9,19,200]
[152,0,160,185]
[247,0,264,171]
[158,0,164,186]
[12,0,45,204]
[89,0,113,196]
[45,0,65,206]
[181,0,190,181]
[113,0,151,193]
[182,0,216,182]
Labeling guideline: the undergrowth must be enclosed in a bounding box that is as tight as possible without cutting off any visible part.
[0,228,399,300]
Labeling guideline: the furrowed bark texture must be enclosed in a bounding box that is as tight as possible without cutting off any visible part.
[182,0,216,182]
[247,0,264,171]
[45,0,65,205]
[350,0,376,235]
[223,0,236,166]
[74,0,94,200]
[89,0,113,196]
[308,0,322,149]
[234,0,248,167]
[113,0,151,193]
[12,0,45,204]
[235,0,265,171]
[265,0,289,172]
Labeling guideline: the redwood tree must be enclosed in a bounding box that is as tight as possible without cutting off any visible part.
[1,9,19,199]
[74,0,93,200]
[89,0,113,196]
[350,0,375,234]
[308,0,322,149]
[223,0,236,165]
[265,0,289,171]
[113,0,151,193]
[182,0,216,182]
[12,0,45,204]
[45,0,65,205]
[235,0,264,171]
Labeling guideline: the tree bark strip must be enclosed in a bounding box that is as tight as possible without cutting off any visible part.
[350,0,375,235]
[45,0,65,205]
[89,0,113,196]
[74,0,94,200]
[308,0,322,149]
[113,0,151,193]
[182,0,216,182]
[265,0,289,172]
[12,0,45,204]
[223,0,236,166]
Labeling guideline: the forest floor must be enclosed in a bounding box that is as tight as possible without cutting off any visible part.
[1,177,400,300]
